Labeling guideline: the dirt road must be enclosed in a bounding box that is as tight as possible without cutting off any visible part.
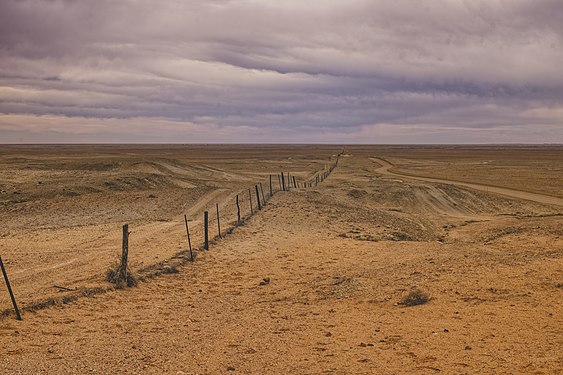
[371,157,563,207]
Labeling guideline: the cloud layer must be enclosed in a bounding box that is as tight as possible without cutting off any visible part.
[1,0,562,143]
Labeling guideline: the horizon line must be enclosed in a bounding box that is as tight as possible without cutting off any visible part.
[0,142,562,147]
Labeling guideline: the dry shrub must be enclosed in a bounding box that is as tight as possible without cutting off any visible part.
[399,289,430,307]
[106,260,137,289]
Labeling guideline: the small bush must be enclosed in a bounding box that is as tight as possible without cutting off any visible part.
[106,261,137,289]
[399,289,430,307]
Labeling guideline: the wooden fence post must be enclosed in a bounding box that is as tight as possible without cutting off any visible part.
[269,175,273,197]
[259,182,266,205]
[281,172,286,191]
[293,176,297,188]
[120,224,129,282]
[248,188,254,215]
[278,174,282,191]
[204,211,209,250]
[236,194,241,224]
[0,256,21,321]
[255,185,262,210]
[184,214,194,261]
[216,203,222,239]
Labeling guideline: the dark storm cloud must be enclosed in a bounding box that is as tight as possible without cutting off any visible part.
[0,0,562,143]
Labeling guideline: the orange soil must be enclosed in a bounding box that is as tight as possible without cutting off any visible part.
[1,146,562,374]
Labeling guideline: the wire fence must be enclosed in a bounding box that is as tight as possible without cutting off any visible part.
[0,152,342,320]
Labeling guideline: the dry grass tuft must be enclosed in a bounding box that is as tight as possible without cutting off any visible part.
[106,260,137,289]
[399,289,430,307]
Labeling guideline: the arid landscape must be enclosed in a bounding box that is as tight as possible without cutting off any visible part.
[0,145,562,374]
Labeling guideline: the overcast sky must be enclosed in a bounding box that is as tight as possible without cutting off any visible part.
[1,0,562,143]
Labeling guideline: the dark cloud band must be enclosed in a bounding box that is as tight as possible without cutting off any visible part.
[1,0,562,143]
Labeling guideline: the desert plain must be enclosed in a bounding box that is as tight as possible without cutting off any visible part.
[0,144,562,374]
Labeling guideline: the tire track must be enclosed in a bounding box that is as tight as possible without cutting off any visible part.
[370,157,563,207]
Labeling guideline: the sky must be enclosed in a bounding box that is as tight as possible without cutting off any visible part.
[0,0,562,144]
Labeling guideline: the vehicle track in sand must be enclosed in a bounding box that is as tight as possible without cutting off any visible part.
[370,157,563,208]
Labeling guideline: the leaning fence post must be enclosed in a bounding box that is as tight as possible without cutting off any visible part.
[184,214,194,261]
[0,256,21,321]
[236,194,241,224]
[248,188,254,215]
[255,185,262,210]
[293,176,297,188]
[281,172,286,191]
[204,211,209,250]
[216,203,222,239]
[120,224,129,282]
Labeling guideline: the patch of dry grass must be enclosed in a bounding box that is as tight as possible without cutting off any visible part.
[399,289,430,307]
[106,260,137,289]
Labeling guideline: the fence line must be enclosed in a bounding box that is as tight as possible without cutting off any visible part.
[0,153,342,320]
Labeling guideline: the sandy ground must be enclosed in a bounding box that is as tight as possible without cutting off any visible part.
[372,157,563,207]
[0,145,562,374]
[0,145,337,306]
